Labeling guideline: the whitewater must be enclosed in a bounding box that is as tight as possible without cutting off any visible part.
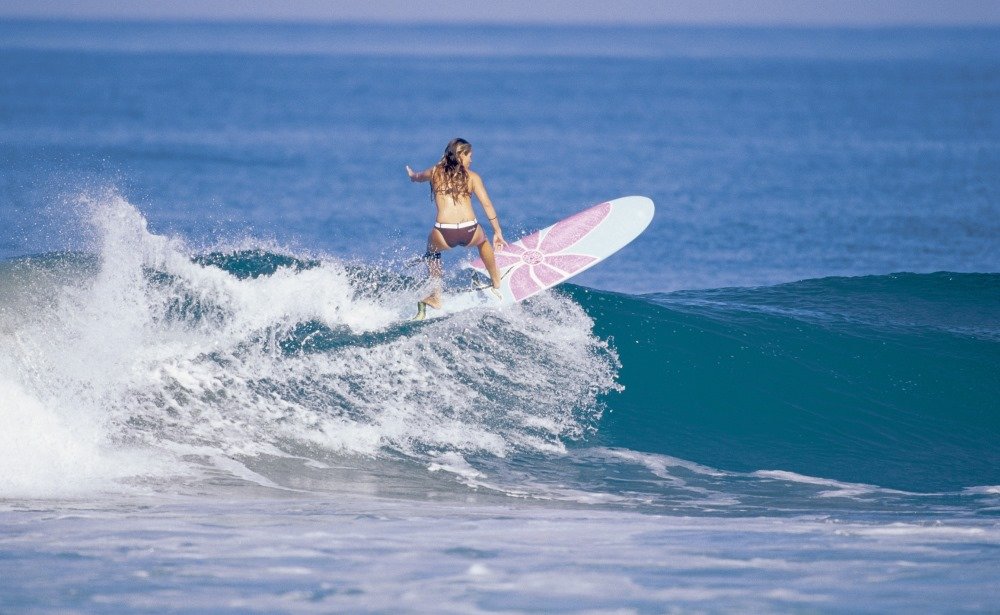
[2,20,999,613]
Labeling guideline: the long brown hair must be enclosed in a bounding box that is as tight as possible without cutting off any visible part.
[431,138,472,197]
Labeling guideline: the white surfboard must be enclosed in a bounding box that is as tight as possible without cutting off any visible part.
[413,195,654,320]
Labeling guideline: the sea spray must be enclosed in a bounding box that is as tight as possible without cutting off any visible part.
[0,193,621,497]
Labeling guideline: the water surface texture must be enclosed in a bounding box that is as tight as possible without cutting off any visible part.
[1,21,998,613]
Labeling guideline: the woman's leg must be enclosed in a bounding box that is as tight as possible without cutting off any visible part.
[470,227,501,289]
[422,228,450,309]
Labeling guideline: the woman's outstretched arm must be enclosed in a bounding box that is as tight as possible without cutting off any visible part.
[406,165,434,182]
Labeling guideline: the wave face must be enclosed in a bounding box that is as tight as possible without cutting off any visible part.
[0,194,619,498]
[574,273,1000,492]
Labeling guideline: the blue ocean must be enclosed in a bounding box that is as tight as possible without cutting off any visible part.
[1,20,999,613]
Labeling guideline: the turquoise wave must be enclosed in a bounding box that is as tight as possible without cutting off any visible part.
[175,255,1000,491]
[568,273,1000,492]
[4,248,996,494]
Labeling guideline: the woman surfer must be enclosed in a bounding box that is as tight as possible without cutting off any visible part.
[406,138,506,319]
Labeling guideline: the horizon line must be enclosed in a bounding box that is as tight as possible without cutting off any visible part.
[2,16,1000,30]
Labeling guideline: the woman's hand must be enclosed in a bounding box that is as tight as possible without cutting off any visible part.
[407,166,432,182]
[493,232,507,250]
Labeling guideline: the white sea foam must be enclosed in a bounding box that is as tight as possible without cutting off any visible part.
[0,375,160,497]
[0,192,620,498]
[752,469,902,498]
[964,485,1000,495]
[599,447,726,479]
[428,452,486,481]
[6,498,992,613]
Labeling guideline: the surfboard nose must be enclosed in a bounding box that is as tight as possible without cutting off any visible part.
[617,195,655,230]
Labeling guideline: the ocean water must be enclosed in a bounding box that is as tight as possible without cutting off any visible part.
[1,20,999,613]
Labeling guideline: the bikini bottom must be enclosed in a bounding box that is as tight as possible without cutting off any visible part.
[432,220,484,250]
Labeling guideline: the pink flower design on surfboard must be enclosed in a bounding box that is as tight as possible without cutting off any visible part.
[475,201,611,301]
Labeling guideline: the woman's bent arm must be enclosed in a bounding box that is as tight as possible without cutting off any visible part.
[472,172,506,248]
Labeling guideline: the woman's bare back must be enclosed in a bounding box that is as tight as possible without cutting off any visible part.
[432,171,479,223]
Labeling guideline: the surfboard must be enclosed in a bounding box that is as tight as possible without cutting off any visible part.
[413,195,654,320]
